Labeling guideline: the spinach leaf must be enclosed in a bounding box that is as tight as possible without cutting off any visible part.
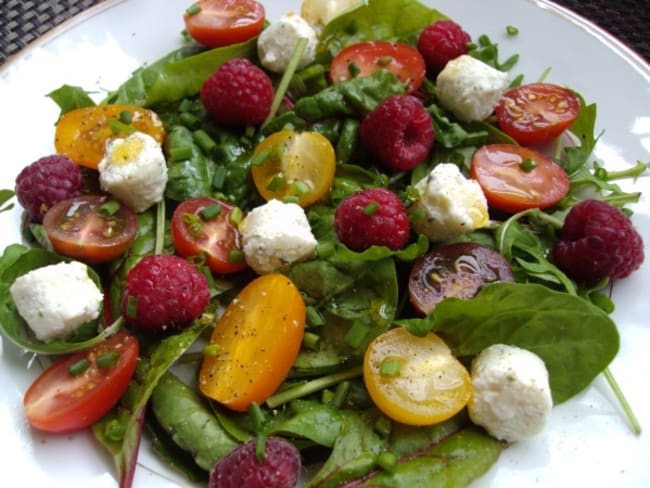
[164,125,214,201]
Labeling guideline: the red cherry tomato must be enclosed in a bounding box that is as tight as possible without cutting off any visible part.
[495,83,580,146]
[23,332,139,434]
[470,144,570,213]
[43,195,138,264]
[183,0,265,48]
[171,197,248,274]
[329,41,426,93]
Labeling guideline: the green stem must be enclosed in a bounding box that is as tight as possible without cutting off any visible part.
[600,161,648,181]
[603,367,642,435]
[266,365,363,409]
[154,199,166,255]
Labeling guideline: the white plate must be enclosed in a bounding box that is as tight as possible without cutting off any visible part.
[0,1,648,487]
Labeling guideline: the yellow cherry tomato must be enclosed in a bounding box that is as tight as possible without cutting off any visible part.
[199,273,305,412]
[363,327,471,426]
[54,104,166,169]
[251,130,336,207]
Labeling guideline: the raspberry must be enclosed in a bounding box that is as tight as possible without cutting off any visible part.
[334,187,410,251]
[551,199,644,282]
[417,19,471,74]
[201,58,274,127]
[15,155,83,222]
[121,254,210,331]
[359,95,435,172]
[209,437,301,488]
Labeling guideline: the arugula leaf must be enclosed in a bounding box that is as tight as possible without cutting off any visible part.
[0,189,15,213]
[47,84,96,119]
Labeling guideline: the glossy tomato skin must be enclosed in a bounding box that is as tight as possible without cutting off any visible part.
[54,104,165,169]
[183,0,265,48]
[43,195,138,264]
[470,144,570,213]
[495,83,580,146]
[330,41,426,93]
[171,197,248,274]
[23,332,139,434]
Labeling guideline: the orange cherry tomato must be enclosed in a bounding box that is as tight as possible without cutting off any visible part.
[183,0,266,48]
[199,273,305,412]
[495,83,580,146]
[54,104,165,169]
[23,332,139,433]
[329,41,426,93]
[363,327,471,426]
[251,130,336,207]
[43,195,138,264]
[470,144,570,213]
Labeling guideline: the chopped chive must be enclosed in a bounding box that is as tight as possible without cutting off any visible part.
[266,176,286,192]
[212,166,227,189]
[344,321,369,349]
[199,203,222,220]
[185,3,202,16]
[380,358,401,377]
[182,212,204,237]
[169,145,193,162]
[348,62,361,77]
[126,296,138,318]
[107,118,135,135]
[292,181,310,196]
[374,416,392,437]
[203,343,222,357]
[96,351,120,369]
[229,207,243,226]
[519,158,537,171]
[252,150,271,166]
[228,249,245,263]
[178,98,193,113]
[69,358,89,377]
[283,195,300,204]
[321,389,335,404]
[119,110,133,124]
[302,331,321,350]
[179,112,201,129]
[506,25,519,36]
[98,200,121,216]
[377,55,393,66]
[193,129,217,155]
[316,241,335,258]
[306,305,325,327]
[363,201,380,216]
[377,451,397,473]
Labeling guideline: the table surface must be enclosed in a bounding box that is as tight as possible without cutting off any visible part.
[1,0,649,66]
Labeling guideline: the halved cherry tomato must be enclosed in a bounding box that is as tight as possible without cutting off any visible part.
[251,130,336,207]
[183,0,265,48]
[363,327,471,426]
[171,197,248,274]
[199,273,305,411]
[23,332,139,433]
[470,144,570,213]
[54,104,165,169]
[495,83,580,146]
[329,41,426,93]
[43,195,138,264]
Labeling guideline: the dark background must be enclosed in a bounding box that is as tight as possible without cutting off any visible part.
[1,0,648,65]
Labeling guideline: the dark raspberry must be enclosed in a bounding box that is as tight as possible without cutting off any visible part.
[417,19,471,74]
[359,95,435,172]
[551,199,644,282]
[15,155,83,222]
[209,437,301,488]
[121,254,210,331]
[334,187,410,252]
[201,58,274,127]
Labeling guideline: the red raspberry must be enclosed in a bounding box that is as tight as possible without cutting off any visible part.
[359,95,435,172]
[201,58,274,127]
[334,187,410,252]
[551,199,644,282]
[15,155,83,222]
[121,254,210,331]
[209,437,301,488]
[417,19,471,74]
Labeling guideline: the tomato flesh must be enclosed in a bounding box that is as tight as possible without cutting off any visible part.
[183,0,265,48]
[23,332,139,434]
[495,83,580,146]
[171,197,248,274]
[330,41,426,93]
[470,144,570,213]
[43,195,138,264]
[54,104,165,169]
[363,327,471,426]
[199,273,305,412]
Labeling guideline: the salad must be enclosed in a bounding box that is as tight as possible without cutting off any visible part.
[0,0,649,487]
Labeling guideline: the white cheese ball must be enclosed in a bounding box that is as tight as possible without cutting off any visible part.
[300,0,362,33]
[98,131,168,212]
[468,344,553,443]
[239,199,318,274]
[409,163,489,242]
[9,261,103,342]
[435,54,509,122]
[258,12,318,74]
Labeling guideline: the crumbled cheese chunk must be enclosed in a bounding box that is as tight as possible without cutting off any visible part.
[98,131,168,212]
[435,54,509,122]
[257,12,318,73]
[468,344,553,443]
[239,199,317,274]
[9,261,103,342]
[300,0,362,33]
[409,163,489,242]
